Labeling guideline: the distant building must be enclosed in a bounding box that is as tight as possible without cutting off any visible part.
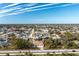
[0,37,8,47]
[51,34,61,39]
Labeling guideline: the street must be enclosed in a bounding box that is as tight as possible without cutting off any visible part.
[0,49,79,53]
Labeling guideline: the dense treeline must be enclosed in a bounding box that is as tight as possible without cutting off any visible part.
[44,32,79,49]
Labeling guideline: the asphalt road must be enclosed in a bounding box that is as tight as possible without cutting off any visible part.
[0,49,79,53]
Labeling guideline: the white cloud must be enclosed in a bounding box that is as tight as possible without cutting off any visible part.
[8,3,73,16]
[3,3,19,8]
[4,4,56,15]
[0,4,55,17]
[0,3,54,15]
[0,7,21,13]
[0,3,38,14]
[18,3,54,11]
[0,3,74,18]
[6,3,55,14]
[60,3,74,7]
[26,3,37,6]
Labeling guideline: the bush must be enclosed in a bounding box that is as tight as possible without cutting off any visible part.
[13,39,33,49]
[47,52,50,56]
[25,52,33,56]
[6,53,10,56]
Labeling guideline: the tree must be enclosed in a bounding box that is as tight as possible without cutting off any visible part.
[64,41,79,49]
[15,39,33,49]
[44,38,53,49]
[65,32,73,40]
[44,37,63,49]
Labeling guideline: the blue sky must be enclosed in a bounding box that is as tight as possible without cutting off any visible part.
[0,3,79,24]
